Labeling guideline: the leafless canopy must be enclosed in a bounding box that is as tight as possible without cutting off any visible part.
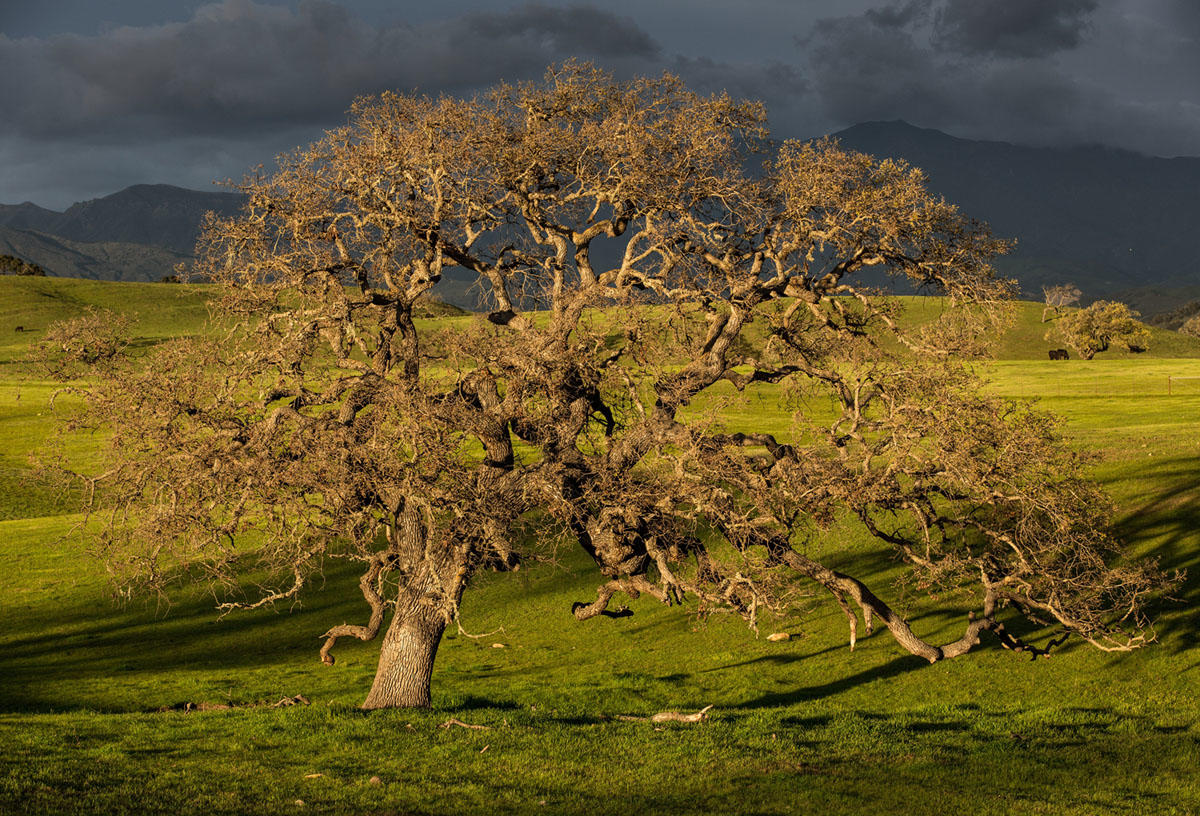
[49,64,1174,708]
[1042,283,1082,322]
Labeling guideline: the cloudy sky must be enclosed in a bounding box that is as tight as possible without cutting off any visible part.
[2,0,1197,209]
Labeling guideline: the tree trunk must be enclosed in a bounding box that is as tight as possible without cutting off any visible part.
[362,593,446,710]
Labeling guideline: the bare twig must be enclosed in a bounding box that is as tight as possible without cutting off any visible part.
[440,718,490,731]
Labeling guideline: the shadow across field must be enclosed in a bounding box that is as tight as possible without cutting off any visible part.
[5,698,1196,816]
[0,558,372,713]
[1110,454,1200,651]
[733,654,929,709]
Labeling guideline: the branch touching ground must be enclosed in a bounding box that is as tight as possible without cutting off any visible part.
[652,704,714,724]
[572,579,634,620]
[455,621,506,640]
[156,694,310,713]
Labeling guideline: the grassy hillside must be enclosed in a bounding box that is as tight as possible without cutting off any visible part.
[2,279,1199,815]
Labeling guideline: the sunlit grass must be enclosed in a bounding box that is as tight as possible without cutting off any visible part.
[1,278,1198,814]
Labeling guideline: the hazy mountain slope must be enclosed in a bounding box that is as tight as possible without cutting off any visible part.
[830,121,1200,296]
[0,184,244,254]
[0,201,62,233]
[0,227,190,282]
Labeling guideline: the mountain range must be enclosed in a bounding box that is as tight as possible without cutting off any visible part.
[0,227,190,283]
[3,123,1198,313]
[0,184,244,254]
[0,184,243,283]
[832,121,1200,301]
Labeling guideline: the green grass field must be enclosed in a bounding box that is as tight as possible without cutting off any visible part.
[2,278,1199,815]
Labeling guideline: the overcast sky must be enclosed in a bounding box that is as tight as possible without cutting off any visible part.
[3,0,1198,209]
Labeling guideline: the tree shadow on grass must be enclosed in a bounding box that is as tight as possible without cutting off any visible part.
[1108,455,1200,652]
[700,643,844,675]
[443,695,524,713]
[0,557,373,712]
[733,654,929,709]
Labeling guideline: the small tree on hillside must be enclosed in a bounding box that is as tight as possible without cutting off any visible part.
[1049,300,1151,359]
[0,254,47,276]
[44,64,1172,709]
[1041,284,1081,322]
[1180,314,1200,338]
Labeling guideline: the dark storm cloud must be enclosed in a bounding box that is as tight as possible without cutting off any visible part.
[0,0,662,142]
[802,7,951,126]
[0,0,816,207]
[801,0,1200,157]
[932,0,1099,58]
[1166,0,1200,36]
[864,0,931,30]
[668,55,809,131]
[5,0,1198,210]
[464,3,660,57]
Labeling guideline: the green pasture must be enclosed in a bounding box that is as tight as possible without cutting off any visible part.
[1,278,1198,815]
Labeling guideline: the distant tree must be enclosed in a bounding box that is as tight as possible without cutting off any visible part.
[37,310,132,378]
[1049,300,1151,359]
[1041,284,1081,322]
[1180,314,1200,338]
[0,254,47,276]
[42,64,1173,709]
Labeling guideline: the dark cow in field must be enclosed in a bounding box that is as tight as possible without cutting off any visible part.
[1048,348,1069,360]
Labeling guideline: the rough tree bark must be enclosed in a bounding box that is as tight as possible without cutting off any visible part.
[362,589,448,710]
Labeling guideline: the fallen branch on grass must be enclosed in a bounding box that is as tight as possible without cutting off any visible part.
[455,620,506,640]
[156,694,310,713]
[439,718,490,730]
[615,705,714,724]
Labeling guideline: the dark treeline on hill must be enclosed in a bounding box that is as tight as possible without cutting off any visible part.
[0,253,46,276]
[1148,298,1200,331]
[3,124,1199,310]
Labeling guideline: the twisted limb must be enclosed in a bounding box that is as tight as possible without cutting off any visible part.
[319,555,389,665]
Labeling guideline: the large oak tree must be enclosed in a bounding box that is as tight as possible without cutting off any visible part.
[51,64,1171,709]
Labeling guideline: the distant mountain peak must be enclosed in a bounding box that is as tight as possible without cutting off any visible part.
[836,119,947,135]
[833,120,1165,162]
[65,182,241,206]
[842,118,922,130]
[832,120,986,150]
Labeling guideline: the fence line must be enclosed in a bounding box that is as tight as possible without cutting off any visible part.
[1168,376,1200,395]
